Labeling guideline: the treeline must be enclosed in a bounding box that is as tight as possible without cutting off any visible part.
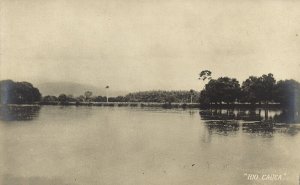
[0,80,198,105]
[125,90,198,103]
[42,90,199,104]
[0,80,41,104]
[42,94,128,104]
[200,73,300,109]
[1,76,299,110]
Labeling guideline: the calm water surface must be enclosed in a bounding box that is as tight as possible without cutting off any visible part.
[0,106,300,185]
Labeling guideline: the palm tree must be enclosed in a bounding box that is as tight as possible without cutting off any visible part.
[199,70,213,102]
[199,70,212,91]
[199,70,212,83]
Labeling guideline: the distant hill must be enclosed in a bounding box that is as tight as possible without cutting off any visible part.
[36,82,127,97]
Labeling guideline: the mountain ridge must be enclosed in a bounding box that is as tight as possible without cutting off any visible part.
[36,82,127,97]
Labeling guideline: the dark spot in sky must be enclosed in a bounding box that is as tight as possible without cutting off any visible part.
[296,34,298,37]
[192,164,195,167]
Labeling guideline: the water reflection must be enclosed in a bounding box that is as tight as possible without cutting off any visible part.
[204,120,240,136]
[200,109,300,136]
[272,110,300,123]
[241,122,300,137]
[200,108,299,123]
[0,105,41,121]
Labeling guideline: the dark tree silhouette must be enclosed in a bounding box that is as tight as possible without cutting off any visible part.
[0,80,41,104]
[199,70,212,81]
[260,73,276,104]
[241,73,276,105]
[201,77,240,105]
[58,94,67,104]
[241,76,261,104]
[42,95,58,102]
[273,80,300,109]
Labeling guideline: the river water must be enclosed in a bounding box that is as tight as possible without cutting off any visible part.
[0,106,300,185]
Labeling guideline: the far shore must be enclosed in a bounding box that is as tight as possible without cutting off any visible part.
[1,102,283,109]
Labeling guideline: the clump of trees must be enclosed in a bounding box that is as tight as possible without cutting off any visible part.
[125,90,199,103]
[41,90,200,104]
[0,80,41,104]
[273,80,300,109]
[201,77,240,105]
[240,74,276,105]
[42,92,126,104]
[42,91,97,104]
[199,72,300,109]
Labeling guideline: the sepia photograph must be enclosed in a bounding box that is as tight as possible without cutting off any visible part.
[0,0,300,185]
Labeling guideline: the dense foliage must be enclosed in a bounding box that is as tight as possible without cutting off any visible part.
[200,73,300,109]
[2,74,299,109]
[125,90,199,103]
[202,77,240,104]
[40,90,199,104]
[0,80,41,104]
[273,80,300,109]
[240,74,276,104]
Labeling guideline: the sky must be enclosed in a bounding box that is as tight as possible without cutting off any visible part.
[1,0,300,92]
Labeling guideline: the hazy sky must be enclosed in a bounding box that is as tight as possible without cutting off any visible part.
[1,0,300,92]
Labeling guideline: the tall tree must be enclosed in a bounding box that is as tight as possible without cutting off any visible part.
[260,73,276,104]
[241,76,261,104]
[199,70,212,81]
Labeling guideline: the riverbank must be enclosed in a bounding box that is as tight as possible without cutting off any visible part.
[39,102,201,108]
[38,102,282,109]
[0,101,284,109]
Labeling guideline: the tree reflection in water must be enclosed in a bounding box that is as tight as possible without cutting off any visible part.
[199,108,300,136]
[204,120,240,136]
[0,105,41,121]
